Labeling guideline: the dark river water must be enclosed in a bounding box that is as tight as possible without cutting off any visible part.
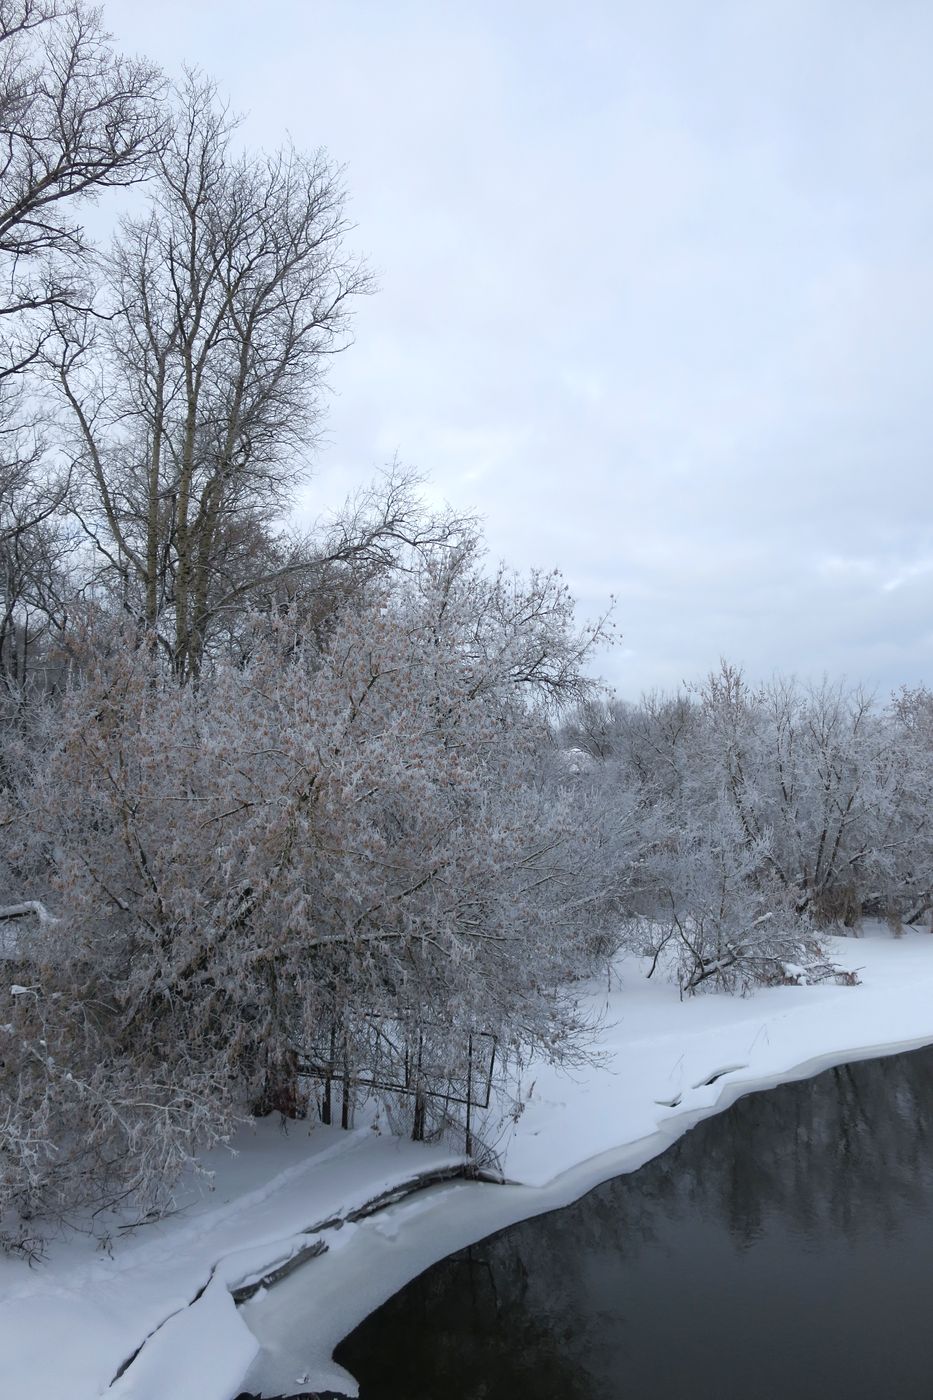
[322,1046,933,1400]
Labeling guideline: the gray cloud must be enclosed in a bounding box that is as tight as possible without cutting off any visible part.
[104,0,933,698]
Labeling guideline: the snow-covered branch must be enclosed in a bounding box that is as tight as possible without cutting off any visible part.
[0,901,58,924]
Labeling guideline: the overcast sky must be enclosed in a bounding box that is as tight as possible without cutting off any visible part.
[104,0,933,699]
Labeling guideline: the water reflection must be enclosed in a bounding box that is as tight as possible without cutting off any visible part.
[335,1048,933,1400]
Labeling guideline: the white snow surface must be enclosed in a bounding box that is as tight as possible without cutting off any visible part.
[6,927,933,1399]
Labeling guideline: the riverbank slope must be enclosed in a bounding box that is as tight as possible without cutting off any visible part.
[4,926,933,1400]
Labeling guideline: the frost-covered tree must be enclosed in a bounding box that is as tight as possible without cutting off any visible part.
[0,538,612,1234]
[634,801,830,995]
[697,667,923,929]
[562,664,933,995]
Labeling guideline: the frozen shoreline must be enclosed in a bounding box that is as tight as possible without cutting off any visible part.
[6,927,933,1400]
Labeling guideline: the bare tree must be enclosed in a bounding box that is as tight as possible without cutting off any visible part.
[166,466,477,668]
[55,72,372,679]
[0,0,164,378]
[0,444,68,694]
[0,1,164,700]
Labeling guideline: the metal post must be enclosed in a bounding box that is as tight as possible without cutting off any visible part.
[465,1035,473,1157]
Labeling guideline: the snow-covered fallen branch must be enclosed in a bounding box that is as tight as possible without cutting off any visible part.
[0,902,58,924]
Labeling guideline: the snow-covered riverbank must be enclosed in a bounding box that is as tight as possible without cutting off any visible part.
[6,927,933,1400]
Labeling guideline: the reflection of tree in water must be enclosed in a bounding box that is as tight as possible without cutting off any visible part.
[336,1047,933,1400]
[664,1051,933,1247]
[336,1241,601,1400]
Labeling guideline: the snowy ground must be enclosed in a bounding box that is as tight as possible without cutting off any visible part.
[6,926,933,1400]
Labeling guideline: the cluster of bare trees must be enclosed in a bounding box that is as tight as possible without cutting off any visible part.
[0,2,380,699]
[0,0,161,695]
[564,665,933,994]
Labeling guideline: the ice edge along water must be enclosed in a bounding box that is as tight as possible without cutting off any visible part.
[5,927,933,1400]
[240,1007,933,1394]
